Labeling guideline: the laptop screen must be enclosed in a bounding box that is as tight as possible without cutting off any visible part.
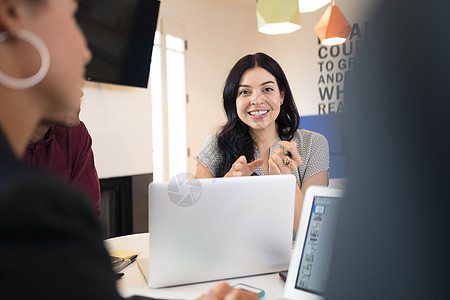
[295,195,342,295]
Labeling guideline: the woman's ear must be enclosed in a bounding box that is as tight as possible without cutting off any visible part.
[280,90,285,105]
[0,0,24,32]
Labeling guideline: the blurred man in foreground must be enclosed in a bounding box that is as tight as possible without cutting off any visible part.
[23,91,101,217]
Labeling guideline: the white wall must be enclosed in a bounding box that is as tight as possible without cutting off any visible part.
[81,82,152,179]
[159,0,259,176]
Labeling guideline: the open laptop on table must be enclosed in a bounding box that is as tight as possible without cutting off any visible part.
[279,186,345,299]
[139,174,296,288]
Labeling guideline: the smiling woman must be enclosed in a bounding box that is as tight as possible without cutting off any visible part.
[195,53,330,232]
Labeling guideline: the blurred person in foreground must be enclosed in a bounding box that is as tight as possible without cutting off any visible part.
[325,0,450,299]
[0,0,256,299]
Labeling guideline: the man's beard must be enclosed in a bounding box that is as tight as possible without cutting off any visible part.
[40,116,81,129]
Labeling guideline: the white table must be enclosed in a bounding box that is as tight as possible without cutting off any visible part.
[104,233,287,299]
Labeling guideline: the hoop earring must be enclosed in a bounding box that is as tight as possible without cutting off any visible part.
[0,29,50,89]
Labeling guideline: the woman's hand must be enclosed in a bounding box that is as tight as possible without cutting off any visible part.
[197,282,259,300]
[224,156,263,177]
[269,141,302,175]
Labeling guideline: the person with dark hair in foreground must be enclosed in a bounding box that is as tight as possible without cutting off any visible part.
[0,0,256,299]
[325,0,450,299]
[0,0,119,298]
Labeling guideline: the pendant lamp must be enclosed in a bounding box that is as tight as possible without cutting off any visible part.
[257,0,301,35]
[299,0,331,13]
[314,1,351,46]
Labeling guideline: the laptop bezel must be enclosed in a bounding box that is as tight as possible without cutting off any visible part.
[283,186,345,300]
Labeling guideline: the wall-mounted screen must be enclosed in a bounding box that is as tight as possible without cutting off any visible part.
[76,0,160,88]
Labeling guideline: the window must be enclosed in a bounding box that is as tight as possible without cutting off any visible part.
[166,34,187,179]
[150,31,164,182]
[150,32,187,181]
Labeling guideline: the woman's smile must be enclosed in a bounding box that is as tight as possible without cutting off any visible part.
[248,109,270,119]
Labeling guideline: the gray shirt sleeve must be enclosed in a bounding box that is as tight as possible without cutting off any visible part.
[302,132,330,182]
[196,134,222,177]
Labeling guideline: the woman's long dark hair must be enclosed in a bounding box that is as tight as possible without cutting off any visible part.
[216,53,300,176]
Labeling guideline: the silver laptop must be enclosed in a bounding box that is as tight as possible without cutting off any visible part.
[143,174,296,288]
[281,186,345,299]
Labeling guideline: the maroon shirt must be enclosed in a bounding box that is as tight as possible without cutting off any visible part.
[23,122,101,217]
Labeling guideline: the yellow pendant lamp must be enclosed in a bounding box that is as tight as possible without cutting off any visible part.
[314,1,351,46]
[257,0,301,35]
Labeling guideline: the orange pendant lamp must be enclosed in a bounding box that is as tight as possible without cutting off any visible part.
[314,1,351,46]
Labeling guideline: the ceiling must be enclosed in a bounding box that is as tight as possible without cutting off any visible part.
[214,0,257,9]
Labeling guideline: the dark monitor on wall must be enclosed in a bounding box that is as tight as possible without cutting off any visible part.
[76,0,160,88]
